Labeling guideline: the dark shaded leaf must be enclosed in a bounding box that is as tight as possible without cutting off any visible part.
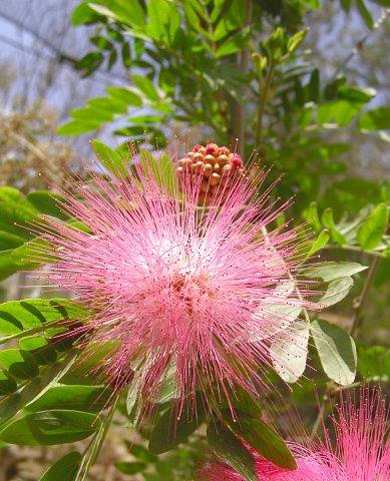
[26,191,66,219]
[0,410,99,445]
[116,462,147,474]
[358,345,390,381]
[148,402,204,454]
[207,420,256,481]
[356,0,374,29]
[227,415,296,470]
[40,451,81,481]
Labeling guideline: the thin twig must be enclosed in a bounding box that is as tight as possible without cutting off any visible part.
[255,64,274,146]
[332,8,389,80]
[350,255,380,337]
[230,0,253,152]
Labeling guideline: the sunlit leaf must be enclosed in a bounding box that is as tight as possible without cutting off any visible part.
[319,276,354,308]
[357,203,389,250]
[302,261,367,282]
[311,319,357,385]
[359,107,390,131]
[270,321,309,383]
[0,298,88,344]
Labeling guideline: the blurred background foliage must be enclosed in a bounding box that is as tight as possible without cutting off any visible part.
[0,1,389,480]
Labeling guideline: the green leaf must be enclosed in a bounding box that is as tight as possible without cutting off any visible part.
[372,0,390,6]
[88,96,127,114]
[287,29,307,53]
[0,298,88,343]
[0,410,99,445]
[340,0,351,12]
[0,356,77,428]
[227,415,296,470]
[91,139,129,177]
[40,452,82,481]
[305,230,329,258]
[270,320,309,383]
[11,236,51,270]
[76,51,104,76]
[148,403,204,454]
[337,85,375,104]
[0,371,17,395]
[62,341,118,384]
[139,151,178,195]
[132,74,160,101]
[93,0,145,28]
[302,261,367,282]
[215,32,246,58]
[71,4,100,25]
[207,420,257,481]
[0,250,19,280]
[319,276,354,307]
[302,202,321,231]
[27,191,66,219]
[311,319,357,385]
[18,336,56,366]
[358,345,390,381]
[25,384,109,413]
[146,0,180,44]
[58,119,101,135]
[106,86,142,107]
[116,462,147,474]
[357,203,389,250]
[91,35,113,51]
[152,363,179,404]
[0,187,38,238]
[230,387,263,419]
[317,100,362,127]
[308,68,320,102]
[355,0,374,29]
[0,349,39,380]
[0,230,25,251]
[321,208,346,244]
[359,107,390,131]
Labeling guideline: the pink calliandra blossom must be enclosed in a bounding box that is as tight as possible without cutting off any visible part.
[36,147,314,415]
[197,389,390,481]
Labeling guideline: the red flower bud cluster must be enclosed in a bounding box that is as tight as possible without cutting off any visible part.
[176,143,245,204]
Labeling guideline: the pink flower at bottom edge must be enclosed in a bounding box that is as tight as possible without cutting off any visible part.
[197,388,389,481]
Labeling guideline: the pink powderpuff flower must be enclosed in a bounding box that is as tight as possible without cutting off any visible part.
[37,147,314,416]
[197,388,390,481]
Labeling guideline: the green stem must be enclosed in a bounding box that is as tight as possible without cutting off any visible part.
[0,319,64,346]
[230,0,253,152]
[76,395,120,481]
[322,244,383,258]
[350,255,379,337]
